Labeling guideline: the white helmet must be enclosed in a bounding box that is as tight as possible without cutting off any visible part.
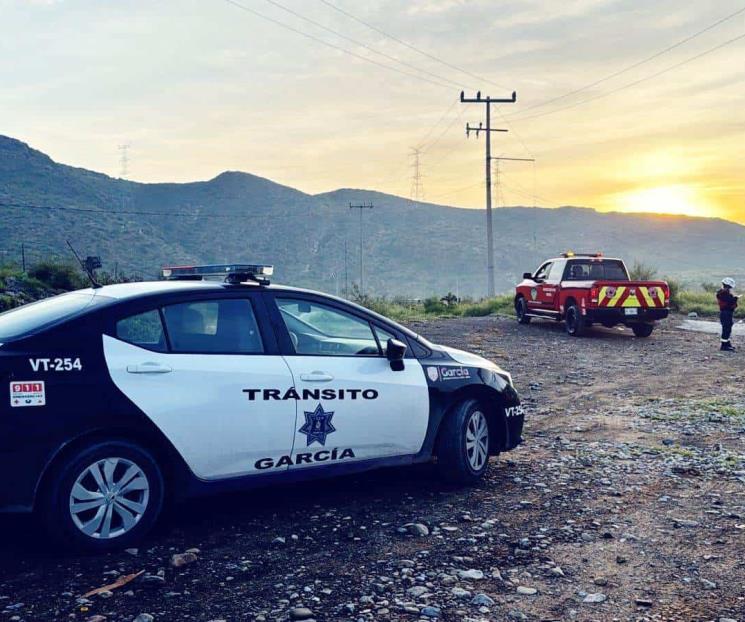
[722,277,736,288]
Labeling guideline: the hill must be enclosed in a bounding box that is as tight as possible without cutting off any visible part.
[1,135,743,297]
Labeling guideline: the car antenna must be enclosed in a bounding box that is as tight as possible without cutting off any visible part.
[66,240,102,289]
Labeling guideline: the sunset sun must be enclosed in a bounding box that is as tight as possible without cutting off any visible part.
[615,184,710,218]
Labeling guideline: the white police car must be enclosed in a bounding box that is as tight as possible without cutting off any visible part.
[0,264,523,551]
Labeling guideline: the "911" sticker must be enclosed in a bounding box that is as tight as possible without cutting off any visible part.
[10,382,46,407]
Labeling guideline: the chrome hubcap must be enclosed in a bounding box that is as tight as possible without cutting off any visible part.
[465,411,489,471]
[69,457,149,540]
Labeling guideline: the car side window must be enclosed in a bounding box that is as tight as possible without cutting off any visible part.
[566,261,590,280]
[162,299,263,354]
[547,260,566,283]
[374,325,397,355]
[116,310,167,352]
[276,298,381,356]
[534,262,552,281]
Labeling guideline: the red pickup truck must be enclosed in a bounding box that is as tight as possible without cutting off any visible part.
[515,252,670,337]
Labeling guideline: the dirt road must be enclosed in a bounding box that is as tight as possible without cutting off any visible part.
[0,316,743,622]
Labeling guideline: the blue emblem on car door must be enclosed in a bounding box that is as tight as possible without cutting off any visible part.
[298,404,336,446]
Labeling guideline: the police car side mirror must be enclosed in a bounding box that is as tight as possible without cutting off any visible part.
[523,272,533,279]
[386,338,406,371]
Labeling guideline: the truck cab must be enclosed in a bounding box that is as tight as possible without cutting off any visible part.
[515,252,670,337]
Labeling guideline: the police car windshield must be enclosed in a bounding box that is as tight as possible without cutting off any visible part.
[564,260,628,281]
[0,291,112,340]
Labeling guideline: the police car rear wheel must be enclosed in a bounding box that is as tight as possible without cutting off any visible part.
[40,440,164,552]
[437,399,490,484]
[515,298,531,324]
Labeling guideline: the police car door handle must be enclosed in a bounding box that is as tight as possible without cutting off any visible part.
[300,371,334,382]
[126,362,173,374]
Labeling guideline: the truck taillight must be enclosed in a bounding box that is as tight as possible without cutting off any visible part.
[590,286,599,303]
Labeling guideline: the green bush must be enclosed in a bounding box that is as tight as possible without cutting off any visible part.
[665,277,681,311]
[28,261,86,291]
[461,295,514,317]
[423,296,448,315]
[629,260,658,281]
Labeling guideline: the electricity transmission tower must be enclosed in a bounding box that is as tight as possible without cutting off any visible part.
[349,202,374,295]
[118,143,131,178]
[118,143,132,211]
[461,90,517,297]
[409,147,424,201]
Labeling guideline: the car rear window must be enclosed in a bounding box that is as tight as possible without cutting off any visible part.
[0,291,112,341]
[564,260,628,281]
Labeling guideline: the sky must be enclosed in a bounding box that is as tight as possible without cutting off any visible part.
[1,0,744,222]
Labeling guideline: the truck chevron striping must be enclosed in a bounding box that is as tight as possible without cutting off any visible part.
[598,285,665,308]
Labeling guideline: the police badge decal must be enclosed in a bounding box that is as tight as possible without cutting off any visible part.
[298,403,336,446]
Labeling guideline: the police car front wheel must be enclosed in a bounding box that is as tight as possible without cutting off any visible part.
[39,440,165,552]
[436,399,491,484]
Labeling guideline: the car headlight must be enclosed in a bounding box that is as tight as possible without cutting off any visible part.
[497,371,513,387]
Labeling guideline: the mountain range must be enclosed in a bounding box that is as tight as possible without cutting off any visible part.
[1,135,743,297]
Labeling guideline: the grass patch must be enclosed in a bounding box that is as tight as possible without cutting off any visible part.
[358,294,515,323]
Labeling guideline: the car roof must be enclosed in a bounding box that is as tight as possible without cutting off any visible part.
[79,280,319,301]
[546,256,623,263]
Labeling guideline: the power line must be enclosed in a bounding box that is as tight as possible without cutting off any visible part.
[509,31,745,124]
[420,105,464,153]
[515,5,745,117]
[416,96,459,150]
[317,0,508,91]
[222,0,452,91]
[426,180,483,202]
[261,0,468,89]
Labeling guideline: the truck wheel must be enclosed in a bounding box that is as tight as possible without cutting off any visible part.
[631,323,654,337]
[565,303,586,337]
[436,399,491,484]
[515,297,531,324]
[38,440,165,553]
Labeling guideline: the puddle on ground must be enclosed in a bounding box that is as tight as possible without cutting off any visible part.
[678,319,745,335]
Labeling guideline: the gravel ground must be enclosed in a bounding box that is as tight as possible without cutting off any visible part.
[0,315,743,622]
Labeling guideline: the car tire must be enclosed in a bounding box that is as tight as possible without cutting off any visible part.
[515,297,531,324]
[38,440,165,553]
[436,399,491,484]
[565,303,586,337]
[631,323,654,338]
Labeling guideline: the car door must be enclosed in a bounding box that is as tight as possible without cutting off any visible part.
[540,259,566,311]
[103,293,297,480]
[527,262,552,311]
[269,294,429,470]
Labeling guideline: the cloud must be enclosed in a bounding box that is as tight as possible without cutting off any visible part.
[493,0,621,28]
[405,0,470,15]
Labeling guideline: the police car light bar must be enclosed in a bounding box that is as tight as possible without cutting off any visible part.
[162,264,274,284]
[561,251,603,258]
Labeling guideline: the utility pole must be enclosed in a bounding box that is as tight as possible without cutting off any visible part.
[409,147,424,201]
[343,239,348,298]
[461,90,517,297]
[21,243,26,272]
[349,202,374,295]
